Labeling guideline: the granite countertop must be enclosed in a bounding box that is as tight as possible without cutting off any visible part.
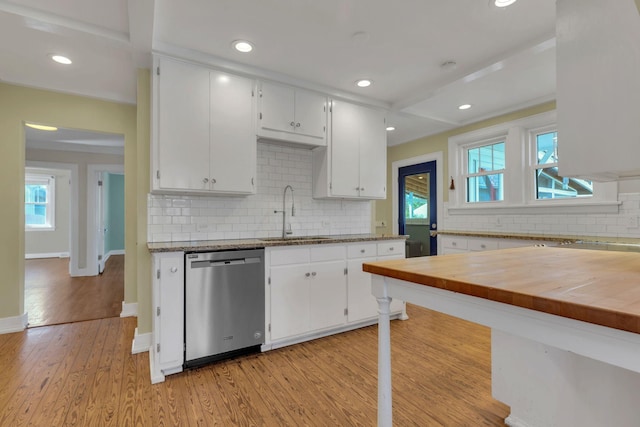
[147,234,408,253]
[435,230,640,245]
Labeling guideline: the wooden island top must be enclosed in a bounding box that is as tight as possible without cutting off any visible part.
[363,245,640,334]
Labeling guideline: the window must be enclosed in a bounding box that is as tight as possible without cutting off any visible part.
[25,174,55,230]
[465,140,505,203]
[532,130,593,200]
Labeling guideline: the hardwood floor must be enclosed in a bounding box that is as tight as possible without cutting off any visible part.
[25,255,124,327]
[0,304,509,426]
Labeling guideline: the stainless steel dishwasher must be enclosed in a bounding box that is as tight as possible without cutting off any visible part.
[184,249,265,369]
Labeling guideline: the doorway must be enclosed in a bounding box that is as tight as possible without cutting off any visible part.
[399,161,437,257]
[24,124,125,327]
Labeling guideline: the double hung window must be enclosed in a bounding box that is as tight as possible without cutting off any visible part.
[465,140,505,203]
[25,174,55,230]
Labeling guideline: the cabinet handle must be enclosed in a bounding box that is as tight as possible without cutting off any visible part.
[360,249,365,253]
[290,121,295,127]
[311,272,316,277]
[296,122,301,128]
[452,242,457,246]
[305,272,310,277]
[389,247,394,251]
[170,267,178,273]
[360,187,365,191]
[211,178,217,184]
[481,244,486,249]
[203,178,209,184]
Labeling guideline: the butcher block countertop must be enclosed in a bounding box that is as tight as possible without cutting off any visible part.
[363,246,640,334]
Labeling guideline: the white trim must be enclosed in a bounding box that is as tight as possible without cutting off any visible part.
[0,312,28,334]
[87,164,124,277]
[120,301,138,318]
[25,252,70,259]
[391,152,444,237]
[104,249,125,265]
[448,200,621,215]
[131,327,152,354]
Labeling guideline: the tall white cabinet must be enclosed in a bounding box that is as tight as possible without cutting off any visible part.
[152,56,257,194]
[313,99,387,200]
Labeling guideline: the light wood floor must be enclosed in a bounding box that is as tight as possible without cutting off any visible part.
[25,255,124,327]
[0,304,509,426]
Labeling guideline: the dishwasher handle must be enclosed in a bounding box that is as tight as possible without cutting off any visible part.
[190,257,262,268]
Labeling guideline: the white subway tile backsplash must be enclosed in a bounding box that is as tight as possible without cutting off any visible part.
[147,143,372,243]
[443,193,640,239]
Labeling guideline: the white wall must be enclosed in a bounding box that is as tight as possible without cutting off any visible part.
[148,143,373,242]
[25,167,71,257]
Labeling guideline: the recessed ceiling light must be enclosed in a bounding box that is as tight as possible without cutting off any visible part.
[26,123,58,131]
[233,40,253,53]
[458,104,472,110]
[356,79,372,88]
[494,0,517,7]
[386,126,395,131]
[50,55,72,65]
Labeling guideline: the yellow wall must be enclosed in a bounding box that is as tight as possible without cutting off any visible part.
[0,82,139,322]
[375,101,557,235]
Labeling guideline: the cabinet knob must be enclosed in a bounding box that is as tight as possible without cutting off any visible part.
[295,122,301,128]
[203,178,209,184]
[211,178,217,184]
[305,272,310,277]
[360,187,365,191]
[389,247,394,251]
[311,272,316,277]
[481,244,486,249]
[360,249,365,253]
[170,267,178,273]
[290,121,296,127]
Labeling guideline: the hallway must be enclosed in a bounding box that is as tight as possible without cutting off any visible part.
[25,255,124,327]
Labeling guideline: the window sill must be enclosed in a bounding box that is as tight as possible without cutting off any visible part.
[25,226,56,232]
[448,200,621,215]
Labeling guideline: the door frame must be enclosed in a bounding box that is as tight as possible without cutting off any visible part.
[87,164,124,277]
[392,152,444,249]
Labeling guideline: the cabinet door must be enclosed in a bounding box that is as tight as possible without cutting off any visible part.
[156,254,184,369]
[359,107,387,199]
[309,260,347,331]
[294,88,326,140]
[270,264,310,340]
[156,57,211,191]
[259,81,294,134]
[210,71,256,194]
[330,100,361,197]
[347,257,379,322]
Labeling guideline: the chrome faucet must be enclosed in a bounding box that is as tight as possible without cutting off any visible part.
[274,185,295,238]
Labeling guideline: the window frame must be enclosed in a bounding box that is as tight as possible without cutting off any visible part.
[448,110,619,215]
[25,173,56,231]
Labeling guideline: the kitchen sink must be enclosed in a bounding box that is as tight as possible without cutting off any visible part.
[259,236,331,242]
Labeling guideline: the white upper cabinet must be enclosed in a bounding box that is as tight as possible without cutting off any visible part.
[152,56,256,195]
[313,99,387,200]
[556,0,640,181]
[257,81,328,147]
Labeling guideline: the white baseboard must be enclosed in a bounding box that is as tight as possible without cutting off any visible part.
[131,327,152,354]
[0,312,28,334]
[104,249,125,264]
[25,252,70,259]
[120,301,138,318]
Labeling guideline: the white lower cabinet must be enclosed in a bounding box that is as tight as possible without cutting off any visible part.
[440,235,556,255]
[266,240,407,348]
[151,251,184,384]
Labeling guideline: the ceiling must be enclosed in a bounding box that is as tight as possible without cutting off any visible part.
[25,125,124,155]
[0,0,556,146]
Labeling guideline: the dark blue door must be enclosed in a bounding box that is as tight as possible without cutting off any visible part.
[399,161,437,257]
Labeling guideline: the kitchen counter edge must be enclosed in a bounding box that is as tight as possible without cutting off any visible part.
[147,234,408,253]
[436,230,640,245]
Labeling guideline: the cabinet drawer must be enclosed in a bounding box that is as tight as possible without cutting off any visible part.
[310,245,346,262]
[269,247,310,266]
[441,236,468,250]
[377,241,405,257]
[468,239,498,251]
[347,243,378,259]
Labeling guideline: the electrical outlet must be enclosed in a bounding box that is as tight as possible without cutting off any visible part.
[626,216,639,228]
[375,220,387,227]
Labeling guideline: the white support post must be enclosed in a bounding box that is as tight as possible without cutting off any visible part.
[377,291,393,427]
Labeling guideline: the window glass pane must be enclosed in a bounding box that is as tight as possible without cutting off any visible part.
[536,131,558,165]
[25,204,47,225]
[405,192,428,219]
[535,167,593,199]
[25,184,48,203]
[467,173,504,202]
[468,147,480,174]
